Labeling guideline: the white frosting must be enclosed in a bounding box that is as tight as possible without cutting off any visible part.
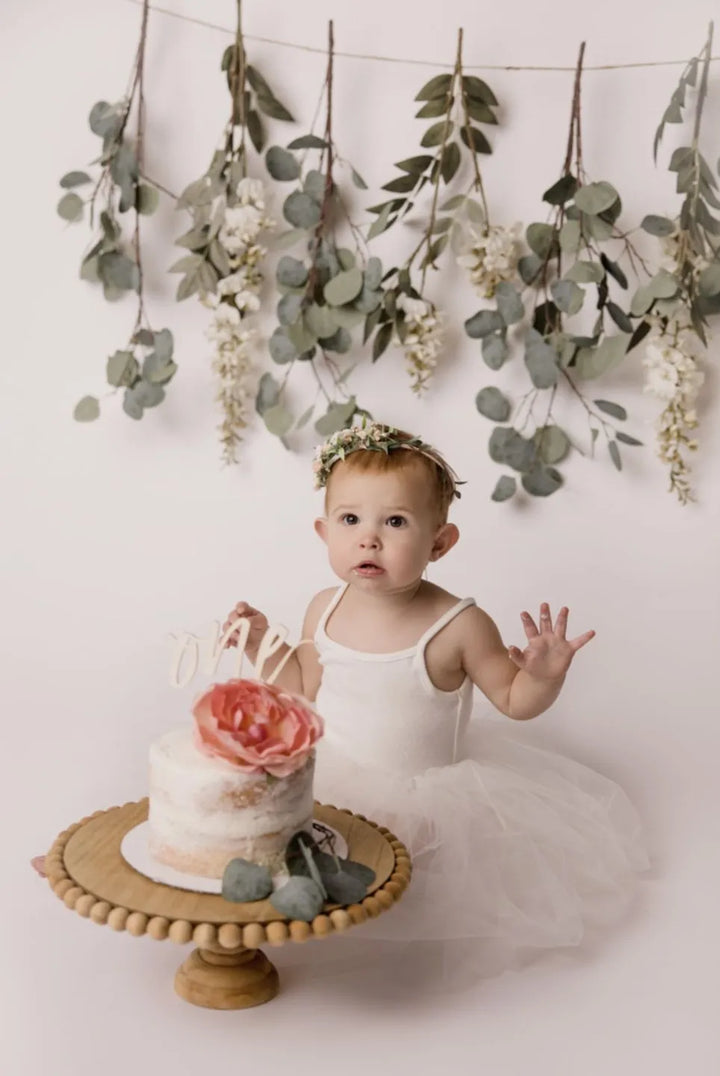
[147,728,314,878]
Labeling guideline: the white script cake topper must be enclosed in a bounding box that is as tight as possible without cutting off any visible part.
[168,617,313,688]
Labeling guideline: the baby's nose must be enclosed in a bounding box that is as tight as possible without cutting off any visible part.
[359,530,380,548]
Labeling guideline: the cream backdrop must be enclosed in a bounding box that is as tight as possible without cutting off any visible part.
[4,0,719,1073]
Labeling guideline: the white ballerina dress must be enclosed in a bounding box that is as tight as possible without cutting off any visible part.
[312,584,650,967]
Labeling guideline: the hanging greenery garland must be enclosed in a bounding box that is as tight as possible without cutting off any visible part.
[632,23,719,504]
[56,4,720,504]
[259,20,376,443]
[367,28,500,393]
[58,0,177,424]
[171,0,294,464]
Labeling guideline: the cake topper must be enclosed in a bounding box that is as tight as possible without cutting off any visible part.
[168,617,314,689]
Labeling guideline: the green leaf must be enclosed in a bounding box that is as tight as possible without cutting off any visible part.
[269,876,324,921]
[314,398,357,436]
[476,386,511,421]
[351,167,368,190]
[641,214,676,237]
[535,425,570,464]
[247,109,264,153]
[73,395,100,422]
[698,262,720,297]
[320,327,352,353]
[543,174,578,206]
[367,201,395,240]
[482,334,509,370]
[287,134,328,150]
[526,222,556,259]
[574,334,629,378]
[277,255,308,288]
[137,184,159,215]
[522,465,563,497]
[524,330,559,388]
[459,125,491,154]
[277,292,303,326]
[616,431,643,446]
[608,441,622,471]
[518,254,543,285]
[491,475,517,502]
[594,399,627,420]
[440,142,461,183]
[324,267,363,307]
[365,257,383,291]
[574,181,619,216]
[464,309,504,338]
[630,284,655,317]
[269,327,297,364]
[287,320,316,353]
[490,428,536,472]
[382,174,417,194]
[57,192,84,222]
[142,350,177,385]
[564,260,603,284]
[88,100,122,139]
[106,350,139,388]
[600,253,628,289]
[372,321,393,361]
[465,98,498,124]
[461,75,498,106]
[415,73,453,100]
[98,251,139,291]
[606,302,633,333]
[221,859,273,903]
[559,219,582,253]
[283,191,321,229]
[395,155,434,174]
[647,270,679,299]
[416,96,452,119]
[255,372,281,415]
[60,170,92,189]
[265,145,300,181]
[305,303,338,339]
[264,404,294,436]
[256,92,294,122]
[551,279,584,316]
[495,282,524,325]
[421,120,453,148]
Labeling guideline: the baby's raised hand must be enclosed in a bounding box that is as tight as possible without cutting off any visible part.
[222,601,269,649]
[508,603,595,681]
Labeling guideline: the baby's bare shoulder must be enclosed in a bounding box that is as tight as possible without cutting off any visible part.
[302,586,339,635]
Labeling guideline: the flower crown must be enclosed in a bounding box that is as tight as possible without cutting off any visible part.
[312,421,462,499]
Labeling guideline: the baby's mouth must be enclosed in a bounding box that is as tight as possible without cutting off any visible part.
[354,561,384,575]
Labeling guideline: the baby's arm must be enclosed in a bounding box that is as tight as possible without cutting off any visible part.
[222,590,333,701]
[457,604,587,720]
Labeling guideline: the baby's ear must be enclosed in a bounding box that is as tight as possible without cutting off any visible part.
[314,517,328,544]
[430,523,459,561]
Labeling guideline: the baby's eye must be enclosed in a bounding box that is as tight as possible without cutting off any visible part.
[340,513,359,525]
[386,515,407,528]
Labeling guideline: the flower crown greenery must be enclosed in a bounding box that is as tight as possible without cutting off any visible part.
[312,420,462,499]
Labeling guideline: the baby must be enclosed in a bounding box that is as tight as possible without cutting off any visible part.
[225,423,594,716]
[224,422,648,957]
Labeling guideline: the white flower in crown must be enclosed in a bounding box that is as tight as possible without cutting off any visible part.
[396,293,429,321]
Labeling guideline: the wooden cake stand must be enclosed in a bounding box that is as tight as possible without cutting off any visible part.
[43,799,411,1010]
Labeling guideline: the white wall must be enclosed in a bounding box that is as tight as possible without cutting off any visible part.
[4,1,719,1073]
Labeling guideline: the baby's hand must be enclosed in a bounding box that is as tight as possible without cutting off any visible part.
[508,603,595,681]
[222,601,269,649]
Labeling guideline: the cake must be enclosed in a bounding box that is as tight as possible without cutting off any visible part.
[147,678,324,878]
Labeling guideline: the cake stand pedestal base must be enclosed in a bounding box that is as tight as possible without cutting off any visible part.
[175,943,279,1009]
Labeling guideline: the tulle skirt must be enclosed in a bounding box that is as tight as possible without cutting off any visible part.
[313,718,650,957]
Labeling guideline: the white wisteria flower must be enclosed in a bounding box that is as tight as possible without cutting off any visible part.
[457,223,522,298]
[206,178,274,464]
[396,293,444,394]
[642,317,705,504]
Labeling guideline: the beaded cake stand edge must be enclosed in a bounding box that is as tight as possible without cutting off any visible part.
[43,800,412,1009]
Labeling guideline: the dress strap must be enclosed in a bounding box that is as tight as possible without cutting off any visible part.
[416,597,476,651]
[314,582,349,644]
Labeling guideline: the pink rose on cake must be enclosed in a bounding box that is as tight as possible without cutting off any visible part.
[192,678,323,778]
